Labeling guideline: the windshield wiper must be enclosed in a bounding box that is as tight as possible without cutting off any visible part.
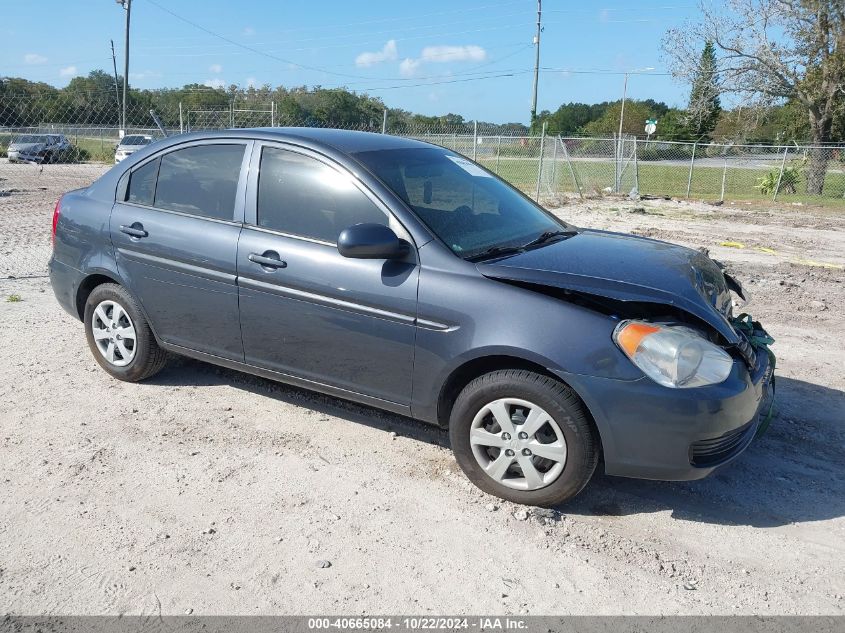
[465,244,527,262]
[466,229,578,262]
[520,229,579,250]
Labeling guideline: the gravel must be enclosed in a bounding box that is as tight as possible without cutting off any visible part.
[0,197,844,615]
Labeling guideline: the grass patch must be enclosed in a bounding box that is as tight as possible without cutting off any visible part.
[6,294,22,302]
[479,157,845,209]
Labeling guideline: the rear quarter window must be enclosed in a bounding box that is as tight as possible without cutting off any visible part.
[126,157,160,206]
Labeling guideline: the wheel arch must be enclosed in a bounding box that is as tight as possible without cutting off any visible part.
[75,272,122,320]
[75,272,159,344]
[436,354,602,452]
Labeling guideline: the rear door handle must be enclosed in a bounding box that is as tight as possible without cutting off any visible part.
[248,251,287,269]
[120,224,148,238]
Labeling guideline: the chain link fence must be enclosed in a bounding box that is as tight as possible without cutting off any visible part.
[3,96,845,279]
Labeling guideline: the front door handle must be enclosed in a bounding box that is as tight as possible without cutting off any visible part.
[120,223,148,238]
[248,251,287,269]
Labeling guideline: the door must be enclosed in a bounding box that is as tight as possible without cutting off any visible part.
[110,140,251,360]
[237,144,419,405]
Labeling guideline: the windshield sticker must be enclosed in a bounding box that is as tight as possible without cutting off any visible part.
[446,154,492,178]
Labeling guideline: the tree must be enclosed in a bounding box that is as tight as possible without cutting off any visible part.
[663,0,845,194]
[685,42,721,140]
[581,100,664,137]
[656,108,692,141]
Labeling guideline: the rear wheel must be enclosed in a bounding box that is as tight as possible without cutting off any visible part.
[83,283,168,382]
[449,369,599,506]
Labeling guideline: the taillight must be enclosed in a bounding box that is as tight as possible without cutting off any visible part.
[51,197,62,247]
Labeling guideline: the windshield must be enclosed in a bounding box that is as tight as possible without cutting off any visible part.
[15,135,48,144]
[353,147,566,260]
[120,135,151,146]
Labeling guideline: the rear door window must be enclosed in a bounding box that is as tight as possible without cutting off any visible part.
[126,157,160,206]
[256,147,387,243]
[153,144,245,221]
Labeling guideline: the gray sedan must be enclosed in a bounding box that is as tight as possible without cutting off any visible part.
[8,133,72,163]
[48,128,775,506]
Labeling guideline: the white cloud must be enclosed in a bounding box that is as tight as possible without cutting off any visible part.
[355,40,398,67]
[209,63,223,73]
[130,69,162,81]
[59,66,78,77]
[421,45,486,63]
[399,44,486,77]
[24,53,47,65]
[399,57,422,77]
[204,78,226,89]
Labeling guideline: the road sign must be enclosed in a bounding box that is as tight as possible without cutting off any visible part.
[645,119,657,135]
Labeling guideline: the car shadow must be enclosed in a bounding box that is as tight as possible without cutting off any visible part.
[149,361,844,528]
[147,356,450,449]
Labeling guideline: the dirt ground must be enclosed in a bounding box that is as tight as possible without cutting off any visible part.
[0,196,843,616]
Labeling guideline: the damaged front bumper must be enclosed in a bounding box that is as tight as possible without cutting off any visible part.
[554,332,775,482]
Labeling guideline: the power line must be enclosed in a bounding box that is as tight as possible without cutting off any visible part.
[142,0,374,80]
[134,0,526,42]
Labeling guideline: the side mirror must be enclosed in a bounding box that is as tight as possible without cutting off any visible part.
[337,223,410,260]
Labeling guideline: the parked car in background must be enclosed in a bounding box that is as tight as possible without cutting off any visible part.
[48,128,775,506]
[114,134,154,163]
[7,134,73,163]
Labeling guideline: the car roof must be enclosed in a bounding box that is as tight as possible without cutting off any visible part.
[162,127,440,155]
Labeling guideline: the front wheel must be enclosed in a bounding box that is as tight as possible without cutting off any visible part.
[449,370,599,507]
[83,283,168,382]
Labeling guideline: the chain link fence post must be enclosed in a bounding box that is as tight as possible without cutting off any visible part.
[495,135,502,174]
[535,121,546,201]
[560,137,583,199]
[179,102,184,134]
[633,138,639,195]
[686,142,697,198]
[472,120,478,161]
[773,146,789,202]
[381,109,387,134]
[720,159,728,202]
[614,132,619,193]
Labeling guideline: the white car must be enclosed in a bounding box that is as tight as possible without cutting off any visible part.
[7,134,73,163]
[114,135,154,163]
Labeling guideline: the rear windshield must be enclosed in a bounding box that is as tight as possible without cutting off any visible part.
[15,135,48,144]
[353,146,565,259]
[120,135,152,146]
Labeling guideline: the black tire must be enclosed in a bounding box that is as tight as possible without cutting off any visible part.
[83,283,168,382]
[449,369,599,507]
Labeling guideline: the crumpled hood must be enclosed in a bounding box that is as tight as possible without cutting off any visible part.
[478,228,741,343]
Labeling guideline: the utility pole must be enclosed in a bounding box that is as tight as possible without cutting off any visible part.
[116,0,132,136]
[109,40,121,115]
[530,0,542,125]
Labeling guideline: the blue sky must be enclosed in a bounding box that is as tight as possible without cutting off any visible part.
[0,0,700,123]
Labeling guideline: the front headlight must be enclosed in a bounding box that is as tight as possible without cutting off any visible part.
[613,320,733,388]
